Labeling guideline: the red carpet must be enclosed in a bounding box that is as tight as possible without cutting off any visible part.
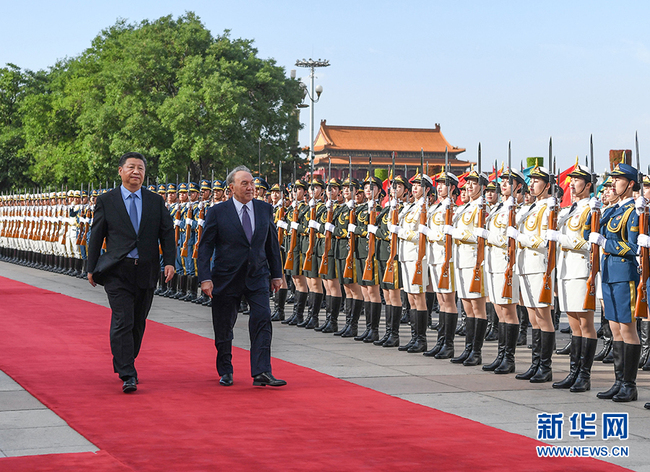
[0,277,626,471]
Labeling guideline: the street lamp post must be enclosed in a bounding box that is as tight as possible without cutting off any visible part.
[295,58,330,180]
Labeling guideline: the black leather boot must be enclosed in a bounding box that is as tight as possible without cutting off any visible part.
[363,302,382,343]
[552,336,582,388]
[612,343,641,402]
[383,306,401,348]
[638,321,650,368]
[451,317,475,364]
[425,292,435,329]
[424,311,446,357]
[597,341,624,399]
[495,323,519,374]
[595,329,612,362]
[570,337,598,392]
[182,276,198,302]
[517,305,528,346]
[485,303,498,341]
[374,304,392,346]
[556,337,572,355]
[162,273,177,297]
[154,272,165,295]
[315,295,331,332]
[334,298,353,335]
[464,318,488,366]
[398,310,417,351]
[354,302,371,341]
[271,288,288,321]
[483,322,506,371]
[303,292,323,329]
[456,310,467,336]
[435,312,458,359]
[530,331,554,383]
[284,291,307,325]
[342,299,363,338]
[172,275,187,299]
[407,310,428,353]
[516,328,541,380]
[323,296,341,333]
[400,291,410,324]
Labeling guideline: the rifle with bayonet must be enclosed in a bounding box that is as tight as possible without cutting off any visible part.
[502,142,517,299]
[302,155,317,272]
[192,174,206,259]
[319,157,334,275]
[470,143,486,293]
[438,147,453,290]
[174,174,182,246]
[635,132,648,318]
[277,161,287,244]
[363,154,378,281]
[412,148,428,286]
[584,135,601,311]
[181,172,193,258]
[383,152,399,284]
[539,139,558,305]
[344,155,357,279]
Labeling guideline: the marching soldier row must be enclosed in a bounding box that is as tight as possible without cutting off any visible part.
[2,160,650,409]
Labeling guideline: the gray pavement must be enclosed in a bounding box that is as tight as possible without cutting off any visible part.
[1,261,649,470]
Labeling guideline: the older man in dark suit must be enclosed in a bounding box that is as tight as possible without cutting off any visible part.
[198,165,285,387]
[87,152,175,393]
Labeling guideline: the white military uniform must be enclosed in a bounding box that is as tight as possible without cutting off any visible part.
[516,196,554,308]
[427,199,455,293]
[452,197,488,299]
[556,197,591,312]
[398,198,428,294]
[486,198,520,305]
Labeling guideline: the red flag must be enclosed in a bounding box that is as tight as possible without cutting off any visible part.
[558,157,579,208]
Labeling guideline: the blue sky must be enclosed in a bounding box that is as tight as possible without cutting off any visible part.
[2,1,649,174]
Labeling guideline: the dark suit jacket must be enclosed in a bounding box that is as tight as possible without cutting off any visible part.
[87,187,175,288]
[197,198,282,296]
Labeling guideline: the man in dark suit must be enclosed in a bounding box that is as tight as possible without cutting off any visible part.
[198,165,285,387]
[87,152,175,393]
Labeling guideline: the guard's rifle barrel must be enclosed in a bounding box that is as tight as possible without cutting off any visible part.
[470,143,486,293]
[502,142,517,299]
[344,155,357,279]
[383,152,399,284]
[277,159,287,244]
[438,147,453,290]
[192,174,206,259]
[319,157,334,275]
[412,148,427,286]
[539,140,557,305]
[584,135,601,311]
[302,154,317,272]
[635,133,649,318]
[363,155,378,281]
[181,172,192,258]
[174,174,181,245]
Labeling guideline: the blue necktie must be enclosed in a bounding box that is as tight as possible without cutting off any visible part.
[129,193,140,233]
[242,204,252,243]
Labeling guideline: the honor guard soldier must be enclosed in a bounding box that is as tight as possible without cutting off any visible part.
[315,178,344,333]
[213,180,225,204]
[375,174,411,348]
[270,183,290,321]
[397,171,434,353]
[192,180,213,305]
[171,182,189,299]
[255,177,270,201]
[282,179,310,326]
[550,165,597,391]
[511,166,556,383]
[153,184,168,295]
[425,171,460,359]
[588,163,642,402]
[180,182,201,302]
[483,168,526,374]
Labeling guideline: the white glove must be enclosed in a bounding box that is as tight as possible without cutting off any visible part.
[308,219,320,230]
[324,222,335,233]
[473,228,489,240]
[325,199,333,209]
[346,200,354,209]
[199,201,205,210]
[418,224,430,237]
[309,198,316,208]
[588,232,606,248]
[388,224,401,234]
[545,229,560,242]
[506,226,520,240]
[197,218,205,227]
[636,196,648,215]
[441,197,452,210]
[368,224,378,235]
[476,196,485,207]
[348,223,357,234]
[505,196,515,210]
[638,234,650,248]
[547,197,557,208]
[443,224,454,235]
[277,221,288,230]
[390,198,398,210]
[290,221,299,230]
[185,218,193,226]
[292,200,297,209]
[589,197,602,211]
[174,219,182,227]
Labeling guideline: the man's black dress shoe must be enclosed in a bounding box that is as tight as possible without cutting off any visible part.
[220,373,233,386]
[252,372,286,387]
[122,377,137,393]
